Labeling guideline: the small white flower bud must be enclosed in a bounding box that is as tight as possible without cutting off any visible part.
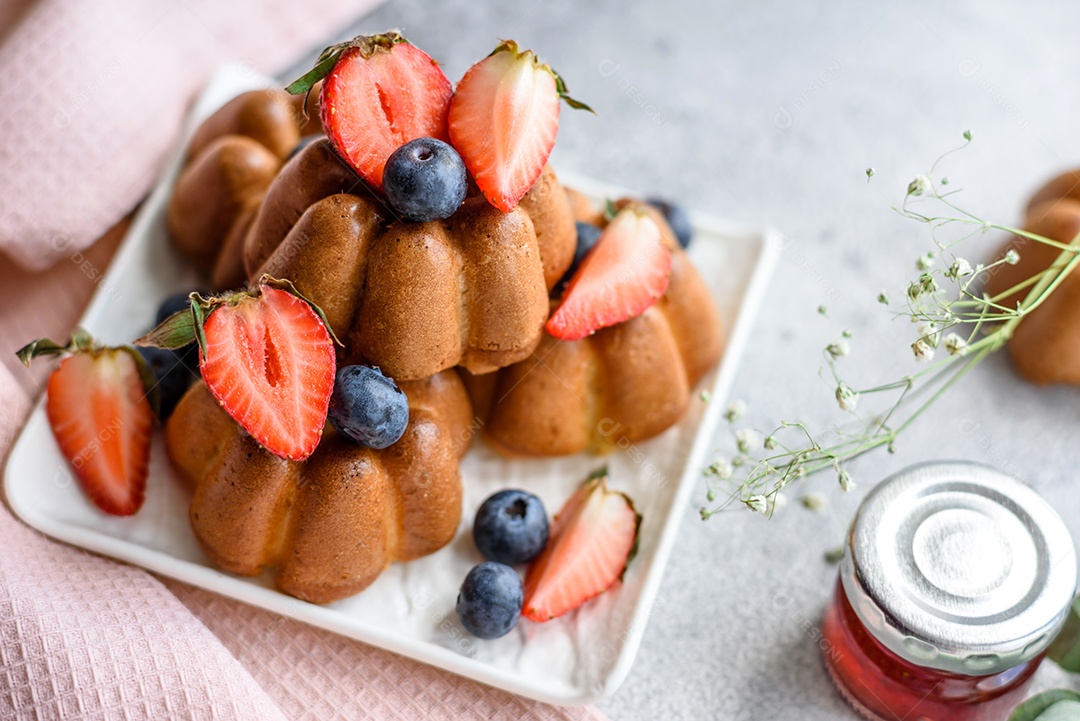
[1005,248,1020,265]
[724,400,746,422]
[877,291,890,305]
[838,468,855,492]
[916,252,935,271]
[764,435,778,450]
[707,458,733,480]
[745,494,769,514]
[911,339,935,362]
[736,429,758,454]
[918,322,940,347]
[800,492,825,512]
[944,333,968,356]
[948,258,973,279]
[908,174,931,197]
[826,340,850,359]
[835,382,859,411]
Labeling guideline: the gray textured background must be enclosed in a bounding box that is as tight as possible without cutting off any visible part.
[323,1,1080,718]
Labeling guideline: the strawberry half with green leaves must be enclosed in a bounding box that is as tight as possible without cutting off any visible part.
[523,468,641,622]
[546,205,671,340]
[18,331,156,516]
[286,31,453,191]
[449,40,592,213]
[138,277,339,462]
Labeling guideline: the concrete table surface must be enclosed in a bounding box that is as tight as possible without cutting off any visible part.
[329,1,1080,718]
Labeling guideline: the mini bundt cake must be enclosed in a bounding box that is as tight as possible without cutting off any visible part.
[169,89,577,381]
[166,369,472,604]
[985,169,1080,384]
[168,89,320,290]
[465,200,724,456]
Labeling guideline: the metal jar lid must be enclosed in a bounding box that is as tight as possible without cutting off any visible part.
[841,461,1077,676]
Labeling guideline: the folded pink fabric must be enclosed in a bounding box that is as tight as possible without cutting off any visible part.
[0,0,375,271]
[0,2,612,718]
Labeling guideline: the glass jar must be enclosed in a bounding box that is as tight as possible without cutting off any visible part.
[822,462,1077,721]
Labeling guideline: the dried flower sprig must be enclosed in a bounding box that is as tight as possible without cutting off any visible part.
[701,131,1080,519]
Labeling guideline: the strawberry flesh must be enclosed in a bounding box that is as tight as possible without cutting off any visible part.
[449,41,561,213]
[46,349,152,516]
[199,286,335,461]
[321,42,452,190]
[546,208,672,341]
[523,473,640,622]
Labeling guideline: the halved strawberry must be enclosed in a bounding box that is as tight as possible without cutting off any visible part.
[546,206,672,340]
[523,469,641,622]
[448,40,592,213]
[286,31,453,191]
[18,332,154,516]
[138,278,338,461]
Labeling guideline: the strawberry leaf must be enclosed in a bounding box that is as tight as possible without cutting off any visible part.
[286,47,345,96]
[552,70,595,114]
[16,337,70,366]
[134,306,198,350]
[16,328,97,366]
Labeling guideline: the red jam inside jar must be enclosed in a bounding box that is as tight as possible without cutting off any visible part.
[822,578,1041,721]
[820,462,1077,721]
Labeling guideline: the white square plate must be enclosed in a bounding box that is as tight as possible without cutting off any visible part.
[2,63,778,705]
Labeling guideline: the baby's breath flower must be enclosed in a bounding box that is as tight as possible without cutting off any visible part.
[911,339,935,362]
[800,492,825,512]
[1005,248,1021,265]
[877,291,890,305]
[838,468,855,492]
[736,429,758,454]
[907,174,931,197]
[699,390,711,402]
[764,435,778,450]
[706,489,716,502]
[826,340,850,359]
[866,167,875,182]
[817,305,827,316]
[724,400,746,422]
[842,329,853,339]
[919,273,938,294]
[745,494,769,514]
[947,258,973,280]
[918,322,940,347]
[944,333,968,356]
[916,251,935,271]
[907,281,922,302]
[706,458,733,480]
[835,382,859,411]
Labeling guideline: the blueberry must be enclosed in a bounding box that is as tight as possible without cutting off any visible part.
[137,346,199,419]
[646,197,692,249]
[383,138,467,222]
[473,490,549,565]
[286,134,325,162]
[456,562,523,639]
[328,365,409,449]
[556,221,603,293]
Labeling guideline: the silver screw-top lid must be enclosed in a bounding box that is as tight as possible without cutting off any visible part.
[841,461,1077,676]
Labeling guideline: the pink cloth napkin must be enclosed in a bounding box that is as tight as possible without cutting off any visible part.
[0,3,612,718]
[0,0,369,271]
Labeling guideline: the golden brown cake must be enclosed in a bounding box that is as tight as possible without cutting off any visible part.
[985,170,1080,385]
[465,200,724,456]
[168,90,577,381]
[166,369,472,604]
